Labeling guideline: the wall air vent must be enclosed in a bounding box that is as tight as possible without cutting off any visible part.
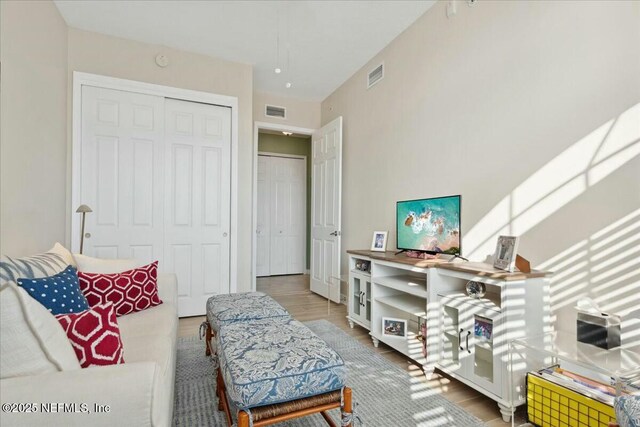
[367,63,384,89]
[265,105,286,119]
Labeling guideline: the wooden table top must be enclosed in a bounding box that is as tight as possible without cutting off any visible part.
[346,250,552,281]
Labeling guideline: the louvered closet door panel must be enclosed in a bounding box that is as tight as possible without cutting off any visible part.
[80,86,165,265]
[164,99,231,317]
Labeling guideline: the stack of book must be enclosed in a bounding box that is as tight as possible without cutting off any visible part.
[532,366,637,405]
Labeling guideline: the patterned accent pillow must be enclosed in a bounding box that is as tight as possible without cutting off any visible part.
[78,261,162,317]
[1,243,75,286]
[615,395,640,427]
[17,265,90,315]
[56,303,125,368]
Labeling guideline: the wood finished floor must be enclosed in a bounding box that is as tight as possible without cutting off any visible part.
[178,274,525,426]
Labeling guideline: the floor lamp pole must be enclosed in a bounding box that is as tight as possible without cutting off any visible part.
[76,204,93,255]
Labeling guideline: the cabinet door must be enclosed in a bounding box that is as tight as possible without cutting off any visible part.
[440,296,472,377]
[351,274,363,321]
[467,305,503,397]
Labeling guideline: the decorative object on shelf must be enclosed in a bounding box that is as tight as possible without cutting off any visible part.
[465,280,486,299]
[382,317,407,338]
[75,204,93,254]
[493,235,519,272]
[474,316,493,342]
[355,259,371,273]
[371,231,388,252]
[406,250,439,260]
[515,254,531,273]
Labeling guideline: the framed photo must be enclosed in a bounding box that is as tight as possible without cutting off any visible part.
[382,317,407,338]
[493,235,519,272]
[371,231,388,252]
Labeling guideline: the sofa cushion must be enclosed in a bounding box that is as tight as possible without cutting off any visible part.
[17,265,89,315]
[56,303,125,368]
[0,243,75,286]
[73,254,142,274]
[78,261,162,316]
[117,302,178,343]
[1,283,80,379]
[206,291,289,332]
[122,331,176,427]
[218,316,347,409]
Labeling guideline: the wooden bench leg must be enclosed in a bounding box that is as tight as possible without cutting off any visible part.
[205,322,213,356]
[238,411,250,427]
[216,367,224,411]
[343,387,353,427]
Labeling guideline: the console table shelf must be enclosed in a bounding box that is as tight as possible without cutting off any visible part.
[347,249,552,423]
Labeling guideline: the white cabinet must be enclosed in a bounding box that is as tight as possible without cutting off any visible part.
[346,250,551,423]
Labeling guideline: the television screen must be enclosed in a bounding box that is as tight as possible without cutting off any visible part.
[396,195,461,255]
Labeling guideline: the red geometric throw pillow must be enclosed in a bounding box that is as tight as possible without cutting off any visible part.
[56,303,125,368]
[78,261,162,317]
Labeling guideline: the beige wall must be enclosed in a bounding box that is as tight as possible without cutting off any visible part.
[253,91,321,130]
[322,1,640,334]
[0,1,68,256]
[67,28,254,291]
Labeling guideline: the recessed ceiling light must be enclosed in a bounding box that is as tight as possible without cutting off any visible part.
[282,131,293,136]
[275,68,281,74]
[285,82,292,88]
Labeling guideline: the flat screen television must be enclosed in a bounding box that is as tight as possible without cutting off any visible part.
[396,195,461,255]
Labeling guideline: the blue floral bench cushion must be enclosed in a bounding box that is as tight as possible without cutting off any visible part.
[616,395,640,427]
[206,292,289,332]
[218,316,347,410]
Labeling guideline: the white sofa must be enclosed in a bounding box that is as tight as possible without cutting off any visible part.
[0,248,178,427]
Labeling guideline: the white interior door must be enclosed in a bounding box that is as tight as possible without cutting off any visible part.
[259,155,306,276]
[164,99,231,316]
[80,86,165,264]
[310,117,342,303]
[256,155,271,277]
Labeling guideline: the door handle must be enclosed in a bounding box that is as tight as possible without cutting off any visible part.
[359,292,364,306]
[466,331,471,353]
[329,230,341,236]
[458,328,464,350]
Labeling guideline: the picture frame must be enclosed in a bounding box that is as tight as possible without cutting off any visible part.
[382,317,407,338]
[493,235,519,272]
[371,231,388,252]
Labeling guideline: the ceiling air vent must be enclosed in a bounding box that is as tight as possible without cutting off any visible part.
[265,105,286,119]
[367,63,384,89]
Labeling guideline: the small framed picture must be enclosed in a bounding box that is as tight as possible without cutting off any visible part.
[371,231,388,252]
[493,235,519,272]
[382,317,407,338]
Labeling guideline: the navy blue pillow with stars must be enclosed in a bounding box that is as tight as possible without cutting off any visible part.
[17,265,90,315]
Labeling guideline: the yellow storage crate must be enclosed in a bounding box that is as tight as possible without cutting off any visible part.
[527,372,616,427]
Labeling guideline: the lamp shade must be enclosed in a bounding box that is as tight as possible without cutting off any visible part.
[76,204,93,213]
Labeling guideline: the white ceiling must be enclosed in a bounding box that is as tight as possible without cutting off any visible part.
[54,1,435,101]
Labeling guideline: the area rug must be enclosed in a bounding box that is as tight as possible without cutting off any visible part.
[173,319,486,426]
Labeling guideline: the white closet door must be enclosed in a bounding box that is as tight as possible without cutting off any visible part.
[256,155,271,277]
[164,99,231,316]
[80,86,165,264]
[269,157,289,275]
[287,157,306,274]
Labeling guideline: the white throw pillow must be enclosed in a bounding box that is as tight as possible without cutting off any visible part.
[0,242,75,285]
[73,254,143,274]
[0,283,80,379]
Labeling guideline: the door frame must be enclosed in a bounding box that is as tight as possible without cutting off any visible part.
[71,71,240,293]
[252,121,315,291]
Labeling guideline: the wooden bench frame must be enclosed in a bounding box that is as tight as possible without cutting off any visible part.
[206,321,353,427]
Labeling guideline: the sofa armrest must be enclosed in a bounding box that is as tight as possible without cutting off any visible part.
[157,273,178,308]
[0,362,156,427]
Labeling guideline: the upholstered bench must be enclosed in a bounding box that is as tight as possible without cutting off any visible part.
[215,316,352,427]
[204,292,289,356]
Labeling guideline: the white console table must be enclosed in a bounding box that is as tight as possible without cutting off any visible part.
[347,250,552,422]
